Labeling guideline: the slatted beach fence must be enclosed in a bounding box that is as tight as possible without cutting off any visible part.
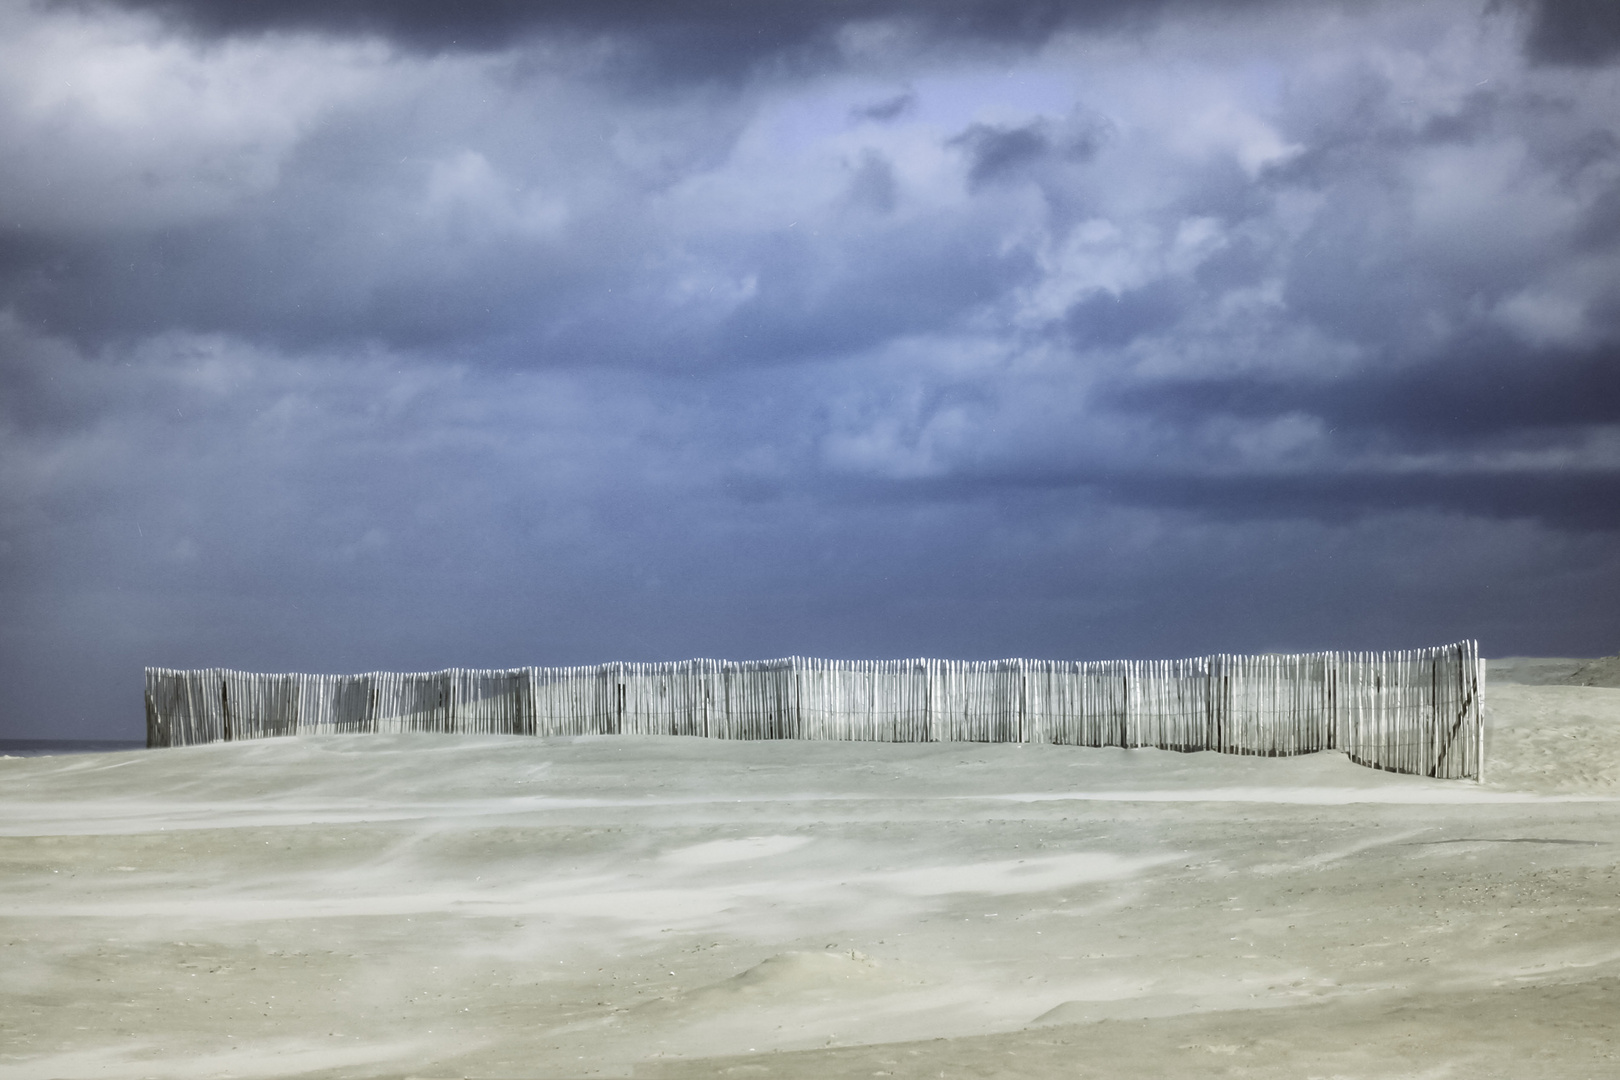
[145,639,1484,779]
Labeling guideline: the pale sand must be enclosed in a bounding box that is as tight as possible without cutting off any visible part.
[2,658,1617,1079]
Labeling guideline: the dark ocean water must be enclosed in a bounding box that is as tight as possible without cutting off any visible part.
[0,739,147,758]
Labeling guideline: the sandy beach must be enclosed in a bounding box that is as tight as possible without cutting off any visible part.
[3,657,1617,1079]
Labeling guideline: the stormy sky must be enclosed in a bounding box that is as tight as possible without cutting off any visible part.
[2,0,1618,739]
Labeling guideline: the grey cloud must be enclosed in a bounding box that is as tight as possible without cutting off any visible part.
[1576,181,1620,251]
[1525,0,1620,65]
[948,111,1111,197]
[1103,469,1620,531]
[852,91,917,123]
[1103,337,1620,442]
[823,464,1620,531]
[73,0,1238,66]
[6,0,1620,741]
[844,151,900,214]
[711,224,1037,366]
[1064,281,1189,347]
[1191,237,1270,290]
[951,121,1053,189]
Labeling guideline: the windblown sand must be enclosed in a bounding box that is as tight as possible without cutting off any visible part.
[3,658,1618,1079]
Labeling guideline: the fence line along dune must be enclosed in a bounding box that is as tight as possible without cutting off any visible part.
[144,640,1483,780]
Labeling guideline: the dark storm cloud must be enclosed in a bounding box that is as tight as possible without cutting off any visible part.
[852,91,917,124]
[829,464,1620,530]
[73,0,1202,70]
[1525,0,1620,65]
[951,121,1054,189]
[1105,339,1620,443]
[91,0,1620,76]
[4,0,1620,742]
[1108,469,1620,530]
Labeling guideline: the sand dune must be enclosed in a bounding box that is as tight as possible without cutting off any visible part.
[2,658,1617,1078]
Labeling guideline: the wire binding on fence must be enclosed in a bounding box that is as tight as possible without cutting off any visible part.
[144,640,1484,780]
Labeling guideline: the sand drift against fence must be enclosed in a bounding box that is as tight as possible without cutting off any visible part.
[147,642,1483,779]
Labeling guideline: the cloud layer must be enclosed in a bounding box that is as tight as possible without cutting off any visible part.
[3,0,1618,737]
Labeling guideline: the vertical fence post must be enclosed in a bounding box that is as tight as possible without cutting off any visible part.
[143,643,1483,778]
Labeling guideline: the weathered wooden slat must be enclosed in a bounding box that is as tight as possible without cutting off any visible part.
[143,641,1483,779]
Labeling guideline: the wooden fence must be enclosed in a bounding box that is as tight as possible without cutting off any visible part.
[145,641,1483,779]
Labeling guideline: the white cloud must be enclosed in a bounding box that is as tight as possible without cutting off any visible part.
[421,149,569,238]
[0,3,398,232]
[1492,289,1591,347]
[4,0,1620,738]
